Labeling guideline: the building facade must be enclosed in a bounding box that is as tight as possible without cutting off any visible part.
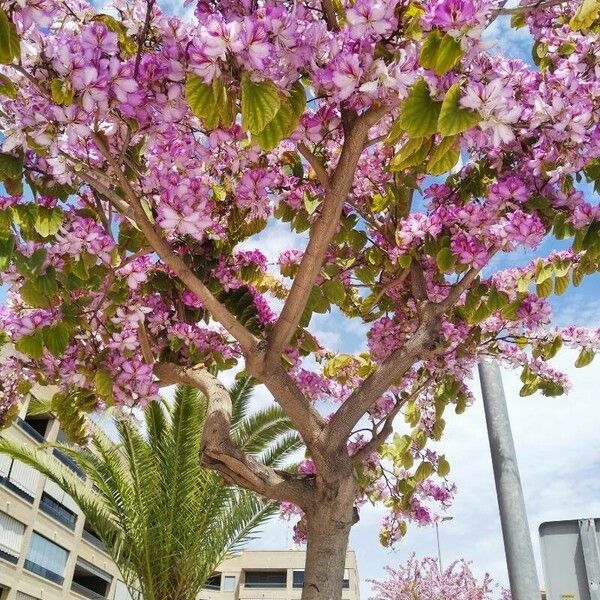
[0,398,360,600]
[199,551,360,600]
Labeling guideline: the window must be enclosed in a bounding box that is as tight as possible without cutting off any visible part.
[292,570,304,588]
[82,520,105,551]
[204,574,222,591]
[17,407,52,442]
[39,492,77,529]
[0,511,25,564]
[292,570,348,589]
[71,557,113,600]
[244,571,287,588]
[0,456,39,502]
[223,576,236,592]
[24,532,69,585]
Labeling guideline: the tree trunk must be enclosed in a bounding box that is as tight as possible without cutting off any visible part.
[301,476,357,600]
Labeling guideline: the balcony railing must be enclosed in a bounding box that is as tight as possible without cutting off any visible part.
[244,582,287,589]
[39,493,77,530]
[24,559,64,585]
[0,545,18,565]
[0,475,34,503]
[15,417,46,443]
[52,449,86,479]
[71,581,108,600]
[82,528,106,551]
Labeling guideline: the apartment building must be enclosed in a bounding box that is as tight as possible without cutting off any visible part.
[199,551,360,600]
[0,397,129,600]
[0,398,360,600]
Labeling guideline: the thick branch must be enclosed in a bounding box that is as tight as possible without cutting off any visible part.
[266,106,388,363]
[91,134,258,356]
[322,310,442,451]
[154,363,311,506]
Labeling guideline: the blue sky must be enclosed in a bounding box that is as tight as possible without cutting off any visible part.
[2,2,600,596]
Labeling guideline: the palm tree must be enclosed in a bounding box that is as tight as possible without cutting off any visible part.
[0,378,302,600]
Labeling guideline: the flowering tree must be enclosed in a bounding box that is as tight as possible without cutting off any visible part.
[0,0,599,597]
[370,554,511,600]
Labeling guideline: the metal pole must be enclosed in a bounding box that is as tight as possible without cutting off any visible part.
[478,360,540,600]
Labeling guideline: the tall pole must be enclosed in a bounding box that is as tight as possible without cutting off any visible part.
[478,360,540,600]
[435,516,453,575]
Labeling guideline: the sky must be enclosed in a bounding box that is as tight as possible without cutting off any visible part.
[2,2,599,598]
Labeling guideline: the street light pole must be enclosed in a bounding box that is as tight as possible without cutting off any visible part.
[435,516,453,574]
[478,359,540,600]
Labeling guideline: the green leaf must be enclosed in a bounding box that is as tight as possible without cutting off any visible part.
[436,247,456,272]
[34,207,63,238]
[536,278,553,298]
[241,74,281,135]
[0,234,15,270]
[95,368,114,400]
[420,31,464,75]
[427,135,460,175]
[15,330,44,359]
[554,274,569,295]
[438,83,479,136]
[19,280,51,308]
[323,279,345,304]
[570,0,600,30]
[437,457,450,477]
[0,10,20,65]
[185,74,222,130]
[414,461,435,482]
[389,137,432,171]
[434,34,464,75]
[398,79,442,138]
[0,152,23,180]
[303,191,321,215]
[575,348,595,368]
[50,79,75,106]
[43,323,70,357]
[14,248,47,279]
[0,74,16,99]
[419,30,442,70]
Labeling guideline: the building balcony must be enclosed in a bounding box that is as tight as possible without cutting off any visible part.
[71,581,109,600]
[52,448,86,479]
[23,559,64,585]
[15,417,46,443]
[82,527,106,552]
[39,492,77,530]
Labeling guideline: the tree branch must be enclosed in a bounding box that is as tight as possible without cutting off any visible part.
[351,397,407,464]
[154,363,312,507]
[297,142,330,189]
[321,310,442,451]
[321,0,340,31]
[266,106,388,364]
[91,133,258,356]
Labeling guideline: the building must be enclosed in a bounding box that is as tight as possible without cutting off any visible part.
[0,397,127,600]
[0,397,360,600]
[199,551,360,600]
